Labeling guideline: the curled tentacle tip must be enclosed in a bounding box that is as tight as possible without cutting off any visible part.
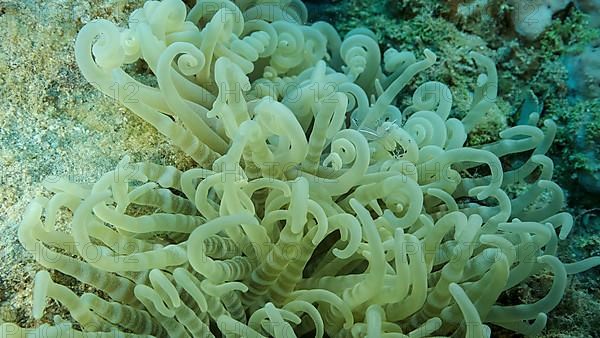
[423,48,437,62]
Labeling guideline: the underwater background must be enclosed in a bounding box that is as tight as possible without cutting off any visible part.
[0,0,599,337]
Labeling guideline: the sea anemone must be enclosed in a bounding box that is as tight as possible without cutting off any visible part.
[2,0,599,337]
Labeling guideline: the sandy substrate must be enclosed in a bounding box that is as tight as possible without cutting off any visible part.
[0,0,196,327]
